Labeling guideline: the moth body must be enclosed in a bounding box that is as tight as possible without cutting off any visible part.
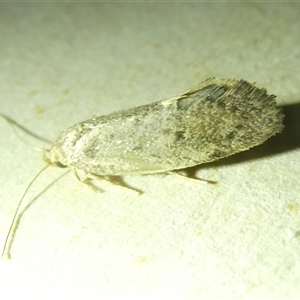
[49,78,284,176]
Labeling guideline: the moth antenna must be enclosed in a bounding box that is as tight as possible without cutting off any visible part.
[1,163,50,260]
[0,113,52,149]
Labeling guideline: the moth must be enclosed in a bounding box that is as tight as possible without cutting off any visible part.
[50,78,284,175]
[1,78,284,258]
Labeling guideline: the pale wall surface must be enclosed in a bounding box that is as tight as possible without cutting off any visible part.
[0,3,299,299]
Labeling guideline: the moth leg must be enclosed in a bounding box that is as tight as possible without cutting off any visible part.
[73,169,142,194]
[93,174,143,195]
[171,171,217,185]
[73,169,104,193]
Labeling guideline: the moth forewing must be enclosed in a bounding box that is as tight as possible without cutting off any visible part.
[49,78,284,176]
